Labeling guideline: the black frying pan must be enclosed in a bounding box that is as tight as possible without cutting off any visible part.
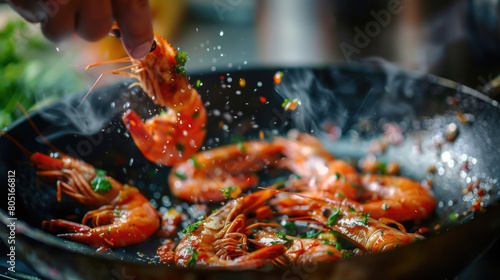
[1,64,499,280]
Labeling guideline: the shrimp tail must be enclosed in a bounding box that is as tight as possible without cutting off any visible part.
[122,109,155,158]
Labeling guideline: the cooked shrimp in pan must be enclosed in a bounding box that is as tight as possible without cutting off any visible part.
[353,174,437,222]
[31,152,159,248]
[174,188,285,268]
[169,140,284,203]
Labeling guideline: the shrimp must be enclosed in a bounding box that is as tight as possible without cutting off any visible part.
[85,24,206,166]
[353,174,437,222]
[275,130,335,178]
[324,211,424,253]
[273,193,423,253]
[250,230,342,266]
[174,188,285,269]
[169,140,284,203]
[275,131,360,200]
[31,152,159,248]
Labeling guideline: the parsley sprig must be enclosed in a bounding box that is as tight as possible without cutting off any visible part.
[91,169,112,193]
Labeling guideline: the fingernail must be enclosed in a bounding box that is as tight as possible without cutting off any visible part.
[129,41,152,59]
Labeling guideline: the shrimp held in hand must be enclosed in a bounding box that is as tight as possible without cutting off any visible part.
[86,24,206,166]
[31,152,159,248]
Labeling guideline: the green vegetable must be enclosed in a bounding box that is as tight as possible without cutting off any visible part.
[298,229,322,239]
[189,156,202,169]
[236,141,246,153]
[449,212,459,221]
[342,251,353,258]
[283,221,296,233]
[276,231,292,243]
[327,207,342,226]
[359,212,370,225]
[220,186,238,199]
[91,169,112,193]
[187,248,199,267]
[175,171,187,180]
[175,51,188,74]
[0,19,87,128]
[182,221,202,234]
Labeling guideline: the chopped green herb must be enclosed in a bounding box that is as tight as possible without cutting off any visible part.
[281,98,300,111]
[334,172,344,181]
[348,206,356,212]
[236,141,246,153]
[188,249,199,267]
[335,241,343,250]
[190,156,202,169]
[413,237,421,242]
[359,212,370,225]
[277,232,292,243]
[95,169,107,176]
[342,251,353,258]
[298,229,322,239]
[449,212,459,221]
[283,221,297,233]
[327,207,342,226]
[176,143,185,153]
[382,203,390,210]
[237,244,243,249]
[336,192,345,199]
[220,186,238,199]
[322,239,333,245]
[378,162,387,174]
[91,170,112,193]
[195,79,202,88]
[175,171,187,180]
[281,98,291,108]
[327,251,333,256]
[175,51,188,74]
[182,221,201,234]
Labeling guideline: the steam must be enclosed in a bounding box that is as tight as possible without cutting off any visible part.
[37,81,134,141]
[275,60,426,139]
[415,1,467,72]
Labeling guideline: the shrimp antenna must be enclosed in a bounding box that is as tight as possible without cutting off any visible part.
[16,104,65,156]
[80,60,135,104]
[0,131,32,158]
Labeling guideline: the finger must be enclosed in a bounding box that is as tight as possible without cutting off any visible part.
[75,0,113,42]
[6,0,48,23]
[40,3,78,42]
[111,0,154,59]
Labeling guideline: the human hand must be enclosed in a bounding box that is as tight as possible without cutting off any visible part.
[6,0,154,59]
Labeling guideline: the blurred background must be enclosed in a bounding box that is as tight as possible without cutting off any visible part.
[1,0,500,278]
[2,0,500,128]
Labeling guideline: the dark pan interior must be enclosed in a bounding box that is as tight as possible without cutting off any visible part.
[1,64,499,280]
